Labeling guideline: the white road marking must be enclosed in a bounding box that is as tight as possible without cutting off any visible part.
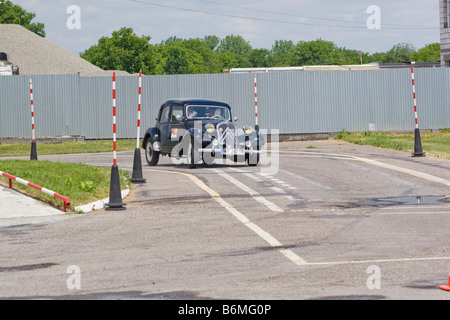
[375,211,449,215]
[270,187,285,194]
[151,169,307,266]
[146,149,450,267]
[278,169,333,190]
[306,256,450,266]
[213,169,284,213]
[280,150,450,187]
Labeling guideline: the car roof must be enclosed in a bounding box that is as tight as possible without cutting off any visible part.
[163,98,231,108]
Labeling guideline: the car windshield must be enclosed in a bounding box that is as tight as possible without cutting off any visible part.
[186,105,230,120]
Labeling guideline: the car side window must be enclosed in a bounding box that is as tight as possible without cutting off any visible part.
[160,105,170,123]
[171,105,184,122]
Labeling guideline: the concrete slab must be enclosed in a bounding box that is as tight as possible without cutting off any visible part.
[0,185,62,218]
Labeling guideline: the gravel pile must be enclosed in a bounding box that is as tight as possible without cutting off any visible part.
[0,24,128,76]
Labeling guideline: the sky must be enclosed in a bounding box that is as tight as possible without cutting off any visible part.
[11,0,440,56]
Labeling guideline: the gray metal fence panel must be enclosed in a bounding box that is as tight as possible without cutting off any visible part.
[1,69,449,140]
[0,74,80,139]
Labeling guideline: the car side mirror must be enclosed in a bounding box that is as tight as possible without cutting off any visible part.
[176,115,183,121]
[234,117,238,122]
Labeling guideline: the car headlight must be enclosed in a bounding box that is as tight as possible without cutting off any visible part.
[205,123,215,133]
[244,125,254,135]
[153,141,161,151]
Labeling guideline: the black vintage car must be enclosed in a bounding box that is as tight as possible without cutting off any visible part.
[142,98,264,168]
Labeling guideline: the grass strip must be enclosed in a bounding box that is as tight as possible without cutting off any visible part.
[0,160,130,212]
[0,139,137,158]
[337,130,450,159]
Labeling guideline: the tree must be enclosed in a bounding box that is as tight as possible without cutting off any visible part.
[217,35,253,58]
[203,35,220,51]
[270,40,294,66]
[80,27,158,74]
[80,30,436,75]
[218,51,251,70]
[367,51,388,63]
[249,48,272,68]
[0,0,45,37]
[384,42,416,63]
[289,39,345,66]
[163,45,191,74]
[181,38,221,73]
[410,43,440,62]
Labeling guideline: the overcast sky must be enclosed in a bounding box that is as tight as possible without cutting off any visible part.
[12,0,440,55]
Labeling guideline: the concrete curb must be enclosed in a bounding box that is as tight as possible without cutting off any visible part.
[74,189,130,213]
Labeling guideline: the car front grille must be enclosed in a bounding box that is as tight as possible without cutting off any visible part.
[217,122,237,148]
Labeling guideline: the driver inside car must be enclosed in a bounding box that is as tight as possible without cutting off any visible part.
[205,107,216,118]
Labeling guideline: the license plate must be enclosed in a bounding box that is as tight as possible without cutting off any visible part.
[225,148,244,155]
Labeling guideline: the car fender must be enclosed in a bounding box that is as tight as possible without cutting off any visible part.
[142,127,161,149]
[246,129,265,148]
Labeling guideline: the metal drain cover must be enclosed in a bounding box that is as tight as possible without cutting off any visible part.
[376,196,446,205]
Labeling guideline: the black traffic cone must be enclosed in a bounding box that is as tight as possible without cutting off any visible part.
[130,148,146,183]
[105,165,126,211]
[30,141,38,160]
[412,128,425,157]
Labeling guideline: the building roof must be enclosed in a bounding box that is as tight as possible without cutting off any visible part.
[379,62,441,69]
[0,24,128,76]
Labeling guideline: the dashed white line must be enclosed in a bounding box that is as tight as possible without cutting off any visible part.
[213,169,284,213]
[278,169,332,190]
[152,169,307,266]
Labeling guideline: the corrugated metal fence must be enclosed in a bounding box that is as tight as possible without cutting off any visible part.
[0,68,449,139]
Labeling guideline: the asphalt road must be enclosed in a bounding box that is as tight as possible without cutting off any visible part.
[0,140,449,300]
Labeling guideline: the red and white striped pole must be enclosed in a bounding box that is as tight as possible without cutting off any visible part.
[112,72,118,166]
[130,70,146,183]
[30,79,35,141]
[410,63,424,157]
[1,170,70,212]
[254,74,259,131]
[29,78,37,160]
[411,64,419,130]
[106,71,126,210]
[136,70,142,148]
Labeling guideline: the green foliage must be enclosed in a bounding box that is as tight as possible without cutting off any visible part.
[80,27,439,75]
[411,43,440,62]
[289,39,344,66]
[0,139,136,157]
[385,42,416,63]
[79,180,94,192]
[80,27,157,74]
[337,130,450,160]
[0,0,45,37]
[163,45,191,75]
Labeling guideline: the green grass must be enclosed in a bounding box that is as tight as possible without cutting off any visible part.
[0,160,130,212]
[337,130,450,159]
[0,140,135,212]
[0,139,137,157]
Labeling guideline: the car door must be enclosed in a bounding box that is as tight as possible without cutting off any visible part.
[158,104,171,153]
[167,104,185,151]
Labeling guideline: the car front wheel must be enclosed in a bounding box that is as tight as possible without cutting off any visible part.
[145,139,160,166]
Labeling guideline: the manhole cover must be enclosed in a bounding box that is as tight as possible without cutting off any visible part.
[376,196,446,205]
